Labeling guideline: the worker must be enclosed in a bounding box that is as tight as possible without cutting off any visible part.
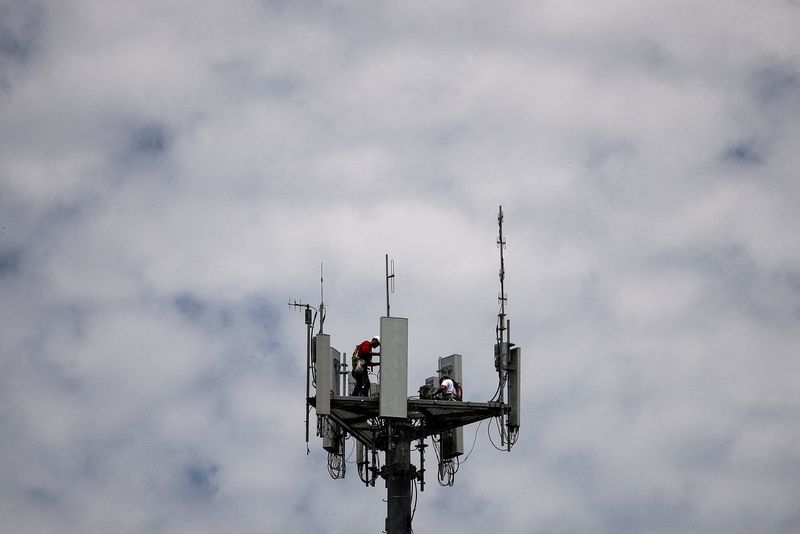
[351,336,380,397]
[433,375,461,401]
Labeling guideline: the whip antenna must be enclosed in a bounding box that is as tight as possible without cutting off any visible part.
[385,254,395,317]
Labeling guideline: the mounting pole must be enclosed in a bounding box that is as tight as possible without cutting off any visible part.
[306,305,312,454]
[289,299,314,453]
[496,205,508,409]
[497,206,507,347]
[319,263,325,334]
[305,306,311,451]
[417,438,426,492]
[384,421,413,534]
[385,254,395,317]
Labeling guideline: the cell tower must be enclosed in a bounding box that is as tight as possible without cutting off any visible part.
[290,206,521,533]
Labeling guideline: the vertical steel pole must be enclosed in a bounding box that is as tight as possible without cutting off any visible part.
[385,421,412,534]
[418,439,426,492]
[305,310,311,449]
[385,254,391,317]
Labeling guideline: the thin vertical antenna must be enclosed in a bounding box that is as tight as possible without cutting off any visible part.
[305,303,311,452]
[497,205,508,346]
[288,298,314,453]
[319,263,325,334]
[385,254,395,317]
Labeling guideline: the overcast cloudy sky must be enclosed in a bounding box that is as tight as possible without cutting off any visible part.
[2,1,799,532]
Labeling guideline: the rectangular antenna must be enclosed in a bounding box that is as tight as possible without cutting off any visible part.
[438,354,464,459]
[507,346,521,429]
[323,347,343,453]
[330,348,341,396]
[314,334,332,415]
[379,317,408,418]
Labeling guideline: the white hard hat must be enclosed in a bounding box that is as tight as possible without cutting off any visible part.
[372,336,380,343]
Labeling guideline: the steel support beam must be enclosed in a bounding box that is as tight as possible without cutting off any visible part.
[383,421,413,534]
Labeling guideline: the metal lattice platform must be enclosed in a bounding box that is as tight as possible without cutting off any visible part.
[309,395,508,450]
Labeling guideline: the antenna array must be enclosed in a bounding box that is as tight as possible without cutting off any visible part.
[291,207,523,533]
[497,205,508,348]
[491,205,520,450]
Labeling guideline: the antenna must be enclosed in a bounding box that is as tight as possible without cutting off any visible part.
[497,205,508,347]
[494,205,510,395]
[319,263,326,334]
[491,205,520,450]
[385,254,395,317]
[288,298,315,453]
[299,232,522,533]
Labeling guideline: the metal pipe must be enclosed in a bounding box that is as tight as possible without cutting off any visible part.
[305,310,311,450]
[418,439,426,492]
[385,421,412,533]
[386,254,391,317]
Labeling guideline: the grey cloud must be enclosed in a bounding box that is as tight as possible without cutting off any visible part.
[27,487,61,508]
[0,1,43,97]
[754,63,800,105]
[0,1,43,63]
[132,123,170,156]
[212,59,301,100]
[723,140,764,165]
[174,293,206,321]
[2,1,799,533]
[0,246,23,276]
[184,462,220,499]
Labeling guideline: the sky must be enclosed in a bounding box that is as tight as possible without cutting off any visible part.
[1,1,799,532]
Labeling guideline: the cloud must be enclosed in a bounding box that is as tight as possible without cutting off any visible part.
[1,1,799,532]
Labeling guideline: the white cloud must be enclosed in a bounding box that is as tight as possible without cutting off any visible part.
[2,1,799,532]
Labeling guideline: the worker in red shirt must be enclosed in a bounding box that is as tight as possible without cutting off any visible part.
[351,336,380,396]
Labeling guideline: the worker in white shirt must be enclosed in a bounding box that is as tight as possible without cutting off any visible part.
[433,375,461,401]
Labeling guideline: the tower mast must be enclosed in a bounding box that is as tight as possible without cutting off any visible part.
[297,207,521,533]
